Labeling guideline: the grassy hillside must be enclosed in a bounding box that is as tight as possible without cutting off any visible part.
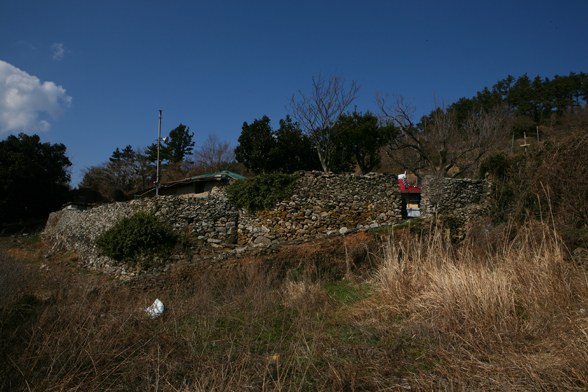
[2,127,588,391]
[1,219,588,391]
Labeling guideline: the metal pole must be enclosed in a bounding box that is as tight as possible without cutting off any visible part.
[156,110,162,196]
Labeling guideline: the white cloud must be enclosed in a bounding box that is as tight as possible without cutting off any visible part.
[52,43,65,60]
[0,60,72,134]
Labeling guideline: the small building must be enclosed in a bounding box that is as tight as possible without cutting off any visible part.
[134,171,246,199]
[398,173,422,218]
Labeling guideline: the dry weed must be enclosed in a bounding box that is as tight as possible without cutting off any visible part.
[3,221,588,391]
[282,280,332,312]
[374,221,588,389]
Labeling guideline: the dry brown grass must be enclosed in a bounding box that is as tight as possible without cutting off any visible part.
[1,222,588,391]
[373,222,588,390]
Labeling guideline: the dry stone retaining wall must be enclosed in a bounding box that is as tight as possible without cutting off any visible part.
[43,173,494,277]
[43,172,404,275]
[45,200,153,275]
[238,172,403,245]
[419,175,491,241]
[420,175,490,215]
[43,194,239,276]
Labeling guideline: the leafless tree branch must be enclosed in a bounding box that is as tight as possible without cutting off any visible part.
[377,93,510,178]
[287,72,361,172]
[193,134,235,173]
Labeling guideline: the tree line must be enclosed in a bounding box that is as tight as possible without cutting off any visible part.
[1,71,585,224]
[80,125,240,201]
[78,70,588,200]
[235,71,587,180]
[451,72,588,127]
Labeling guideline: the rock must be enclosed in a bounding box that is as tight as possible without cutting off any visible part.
[253,236,272,247]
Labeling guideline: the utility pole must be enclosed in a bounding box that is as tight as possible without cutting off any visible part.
[156,110,162,196]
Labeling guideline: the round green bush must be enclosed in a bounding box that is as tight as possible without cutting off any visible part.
[95,211,179,264]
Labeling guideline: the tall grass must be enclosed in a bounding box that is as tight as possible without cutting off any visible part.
[0,257,340,391]
[375,222,588,390]
[2,221,588,390]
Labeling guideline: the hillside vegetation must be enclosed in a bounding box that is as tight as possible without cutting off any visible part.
[483,127,588,249]
[2,184,588,390]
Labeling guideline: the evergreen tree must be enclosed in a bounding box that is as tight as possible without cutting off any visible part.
[234,116,276,174]
[146,124,194,164]
[235,115,321,174]
[0,133,71,222]
[337,109,397,174]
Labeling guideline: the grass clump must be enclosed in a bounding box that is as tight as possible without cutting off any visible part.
[95,211,179,266]
[225,173,300,212]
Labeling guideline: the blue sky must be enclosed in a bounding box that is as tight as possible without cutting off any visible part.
[1,0,587,185]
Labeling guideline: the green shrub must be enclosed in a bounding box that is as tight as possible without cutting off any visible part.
[95,211,179,265]
[225,173,300,213]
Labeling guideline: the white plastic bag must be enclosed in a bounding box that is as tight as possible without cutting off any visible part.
[146,298,164,319]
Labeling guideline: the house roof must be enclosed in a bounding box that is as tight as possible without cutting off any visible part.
[185,170,246,182]
[134,171,246,198]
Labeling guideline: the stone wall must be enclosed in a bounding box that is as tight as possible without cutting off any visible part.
[43,193,239,274]
[43,172,403,275]
[420,175,490,215]
[238,172,403,246]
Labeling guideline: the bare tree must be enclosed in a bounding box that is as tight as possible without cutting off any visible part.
[376,93,510,178]
[287,72,361,172]
[193,134,236,173]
